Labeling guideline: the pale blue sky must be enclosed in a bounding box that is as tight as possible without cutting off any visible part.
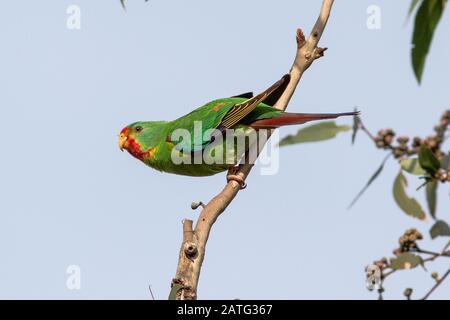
[1,0,449,299]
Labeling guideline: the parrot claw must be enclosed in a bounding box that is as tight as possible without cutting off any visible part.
[227,167,247,190]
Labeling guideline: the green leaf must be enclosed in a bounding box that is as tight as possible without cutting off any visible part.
[408,0,423,19]
[390,252,423,270]
[418,145,440,175]
[430,220,450,239]
[351,109,360,145]
[400,158,426,176]
[168,284,183,300]
[411,0,446,84]
[426,180,438,219]
[393,171,426,220]
[348,155,390,209]
[279,121,351,146]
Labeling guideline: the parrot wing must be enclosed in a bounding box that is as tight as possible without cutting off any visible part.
[167,74,290,154]
[231,92,253,99]
[218,74,289,129]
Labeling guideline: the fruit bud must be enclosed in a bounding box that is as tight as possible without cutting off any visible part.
[403,288,413,299]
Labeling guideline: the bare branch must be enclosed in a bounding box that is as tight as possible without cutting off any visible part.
[421,268,450,300]
[171,0,335,299]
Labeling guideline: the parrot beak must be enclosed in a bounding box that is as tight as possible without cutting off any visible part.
[118,133,128,152]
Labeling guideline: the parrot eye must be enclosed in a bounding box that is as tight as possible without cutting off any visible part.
[135,126,143,133]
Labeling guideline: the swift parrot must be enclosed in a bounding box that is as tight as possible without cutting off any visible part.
[118,75,358,186]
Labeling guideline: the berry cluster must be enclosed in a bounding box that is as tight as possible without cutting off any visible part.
[373,110,449,159]
[395,228,423,254]
[434,168,450,182]
[374,129,395,150]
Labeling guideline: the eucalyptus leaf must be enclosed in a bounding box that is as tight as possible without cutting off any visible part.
[393,171,426,220]
[411,0,446,83]
[418,145,440,175]
[348,155,390,209]
[426,180,438,219]
[390,252,422,270]
[400,158,426,176]
[408,0,423,19]
[430,220,450,239]
[279,121,351,146]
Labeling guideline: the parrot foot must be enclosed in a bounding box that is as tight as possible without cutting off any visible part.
[226,167,247,190]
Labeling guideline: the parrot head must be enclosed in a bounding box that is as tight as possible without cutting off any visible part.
[118,122,148,161]
[119,121,168,161]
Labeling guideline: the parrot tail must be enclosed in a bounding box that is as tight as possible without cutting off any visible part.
[249,111,360,129]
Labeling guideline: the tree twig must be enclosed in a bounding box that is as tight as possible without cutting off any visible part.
[380,242,450,300]
[382,268,397,279]
[358,117,396,151]
[170,0,335,300]
[358,118,376,143]
[443,241,450,252]
[421,268,450,300]
[148,285,155,300]
[416,248,450,258]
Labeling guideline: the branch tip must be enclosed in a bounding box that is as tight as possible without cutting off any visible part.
[182,219,194,233]
[191,201,205,210]
[314,47,328,59]
[296,28,306,48]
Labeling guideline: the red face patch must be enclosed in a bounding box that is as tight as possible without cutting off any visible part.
[126,137,145,161]
[120,126,154,162]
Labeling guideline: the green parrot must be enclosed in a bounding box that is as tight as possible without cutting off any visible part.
[118,75,357,185]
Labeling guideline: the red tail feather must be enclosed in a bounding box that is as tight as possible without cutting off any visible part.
[249,111,359,129]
